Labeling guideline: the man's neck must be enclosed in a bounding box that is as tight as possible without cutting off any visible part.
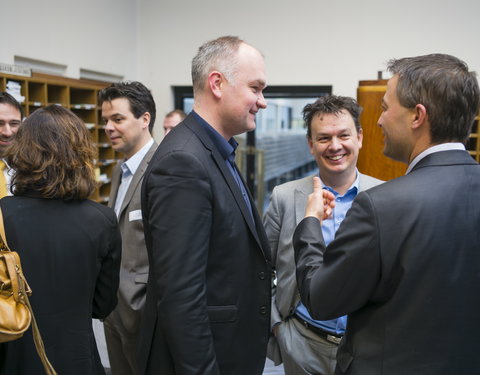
[320,171,357,196]
[124,135,153,160]
[406,142,465,174]
[408,139,435,165]
[193,103,232,140]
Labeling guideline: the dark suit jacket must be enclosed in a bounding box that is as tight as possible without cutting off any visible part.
[139,114,272,375]
[0,194,121,375]
[294,150,480,375]
[106,142,157,335]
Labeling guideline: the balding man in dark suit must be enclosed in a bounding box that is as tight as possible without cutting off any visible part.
[139,36,272,375]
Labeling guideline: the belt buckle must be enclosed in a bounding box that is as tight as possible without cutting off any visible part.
[326,334,342,345]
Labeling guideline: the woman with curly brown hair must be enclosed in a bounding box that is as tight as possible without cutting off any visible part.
[0,105,121,375]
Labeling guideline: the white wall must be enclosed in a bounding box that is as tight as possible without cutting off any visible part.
[3,0,480,141]
[2,0,137,81]
[137,0,480,140]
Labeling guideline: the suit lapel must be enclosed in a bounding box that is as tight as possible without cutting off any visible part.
[184,116,266,256]
[210,149,261,244]
[292,173,377,222]
[108,161,122,209]
[358,173,369,193]
[118,142,158,218]
[292,173,376,223]
[294,176,313,225]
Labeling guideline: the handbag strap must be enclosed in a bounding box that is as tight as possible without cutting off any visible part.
[24,294,57,374]
[0,204,57,375]
[0,203,11,251]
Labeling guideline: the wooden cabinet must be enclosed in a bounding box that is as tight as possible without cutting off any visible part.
[468,115,480,162]
[357,79,480,181]
[0,72,119,204]
[357,80,406,181]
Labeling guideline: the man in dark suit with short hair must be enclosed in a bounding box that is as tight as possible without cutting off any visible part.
[139,36,272,375]
[294,53,480,374]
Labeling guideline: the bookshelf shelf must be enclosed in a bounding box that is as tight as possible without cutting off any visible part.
[0,72,118,204]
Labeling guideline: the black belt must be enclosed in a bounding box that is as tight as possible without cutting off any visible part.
[292,314,343,345]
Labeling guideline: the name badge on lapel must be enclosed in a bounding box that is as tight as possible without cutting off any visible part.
[129,209,142,222]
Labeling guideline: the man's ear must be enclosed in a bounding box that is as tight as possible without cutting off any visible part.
[307,136,315,156]
[412,104,427,129]
[357,128,363,149]
[207,71,223,99]
[142,112,151,129]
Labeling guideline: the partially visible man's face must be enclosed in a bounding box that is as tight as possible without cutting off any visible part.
[0,103,22,157]
[378,75,415,163]
[220,43,267,137]
[163,113,183,136]
[308,110,362,182]
[102,98,150,159]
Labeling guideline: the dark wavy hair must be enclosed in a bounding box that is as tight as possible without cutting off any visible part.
[303,95,362,139]
[6,105,97,200]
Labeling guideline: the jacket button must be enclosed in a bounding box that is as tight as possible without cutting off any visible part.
[260,305,267,315]
[258,272,265,280]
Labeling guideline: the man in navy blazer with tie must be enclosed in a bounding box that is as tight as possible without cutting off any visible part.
[294,54,480,374]
[139,36,272,375]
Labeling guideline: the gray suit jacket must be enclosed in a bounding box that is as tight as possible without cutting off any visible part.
[106,141,158,334]
[294,151,480,374]
[264,173,383,364]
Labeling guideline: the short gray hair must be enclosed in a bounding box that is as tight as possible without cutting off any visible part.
[191,36,244,94]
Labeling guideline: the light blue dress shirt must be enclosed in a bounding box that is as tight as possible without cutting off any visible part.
[295,172,360,336]
[113,138,154,216]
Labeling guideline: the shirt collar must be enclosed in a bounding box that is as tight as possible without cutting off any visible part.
[123,138,154,177]
[406,142,465,174]
[192,110,237,163]
[320,169,359,197]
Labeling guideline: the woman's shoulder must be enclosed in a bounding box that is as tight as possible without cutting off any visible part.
[81,199,117,223]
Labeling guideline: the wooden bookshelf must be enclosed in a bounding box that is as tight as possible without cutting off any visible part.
[0,72,119,204]
[468,115,480,162]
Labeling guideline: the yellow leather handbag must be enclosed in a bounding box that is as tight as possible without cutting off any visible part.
[0,206,57,374]
[0,213,31,343]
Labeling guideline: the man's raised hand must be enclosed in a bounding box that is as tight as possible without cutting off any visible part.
[305,176,336,221]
